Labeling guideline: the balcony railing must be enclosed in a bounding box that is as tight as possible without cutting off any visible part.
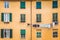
[33,21,58,28]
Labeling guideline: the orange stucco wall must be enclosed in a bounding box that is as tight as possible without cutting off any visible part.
[0,0,60,40]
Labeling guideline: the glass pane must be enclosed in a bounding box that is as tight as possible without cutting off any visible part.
[21,14,25,22]
[4,1,9,8]
[36,2,41,9]
[36,14,41,22]
[20,2,25,9]
[37,32,41,38]
[53,1,58,8]
[53,13,58,21]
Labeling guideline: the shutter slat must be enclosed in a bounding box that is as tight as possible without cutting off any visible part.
[10,13,12,22]
[10,29,12,38]
[1,13,4,22]
[20,2,25,9]
[1,29,3,38]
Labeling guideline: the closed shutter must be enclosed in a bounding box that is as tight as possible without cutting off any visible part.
[21,29,26,38]
[20,1,25,9]
[21,30,26,35]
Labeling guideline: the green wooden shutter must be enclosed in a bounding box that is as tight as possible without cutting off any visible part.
[21,29,26,35]
[10,13,12,22]
[20,1,25,9]
[10,29,12,38]
[1,29,3,38]
[21,29,26,38]
[1,13,4,22]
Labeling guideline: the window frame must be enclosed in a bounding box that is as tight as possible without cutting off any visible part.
[36,1,41,9]
[4,1,9,8]
[20,1,25,9]
[53,31,58,38]
[36,14,41,22]
[1,29,12,38]
[36,32,41,38]
[20,14,26,22]
[53,13,58,25]
[52,0,58,8]
[20,29,26,38]
[1,13,12,22]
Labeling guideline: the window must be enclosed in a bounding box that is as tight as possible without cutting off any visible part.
[36,32,41,38]
[20,14,25,22]
[53,13,58,25]
[36,2,41,9]
[20,29,26,38]
[1,13,12,22]
[20,1,25,9]
[36,14,41,22]
[53,0,58,8]
[1,29,12,38]
[53,32,58,38]
[4,1,9,8]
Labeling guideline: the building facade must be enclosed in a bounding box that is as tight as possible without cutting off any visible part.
[0,0,60,40]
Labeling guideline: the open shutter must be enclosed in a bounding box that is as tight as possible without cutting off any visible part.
[10,29,12,38]
[9,13,12,22]
[1,29,3,38]
[1,13,4,22]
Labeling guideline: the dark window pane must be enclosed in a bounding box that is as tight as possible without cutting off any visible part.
[37,32,41,38]
[20,2,25,9]
[21,29,26,38]
[36,2,41,9]
[53,1,58,8]
[53,32,58,38]
[53,13,58,25]
[20,14,25,22]
[36,14,41,22]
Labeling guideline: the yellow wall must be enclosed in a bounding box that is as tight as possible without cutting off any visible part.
[32,0,60,40]
[0,0,60,40]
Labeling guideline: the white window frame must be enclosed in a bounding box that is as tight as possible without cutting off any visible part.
[3,29,10,38]
[4,1,9,8]
[4,13,10,22]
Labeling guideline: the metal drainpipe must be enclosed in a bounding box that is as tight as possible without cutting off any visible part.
[30,0,32,40]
